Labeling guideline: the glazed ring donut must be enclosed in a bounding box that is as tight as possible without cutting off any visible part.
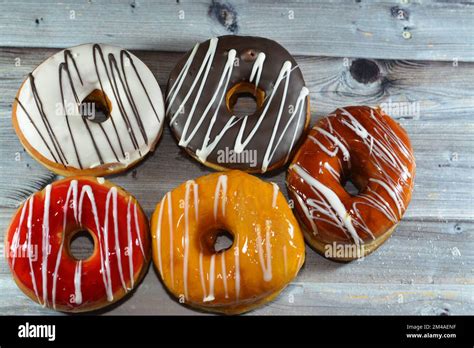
[166,35,310,173]
[151,171,305,314]
[5,177,150,312]
[287,106,415,261]
[12,43,165,177]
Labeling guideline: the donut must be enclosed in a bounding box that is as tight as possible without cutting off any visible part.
[150,171,305,314]
[5,177,150,312]
[287,106,415,261]
[12,43,165,177]
[166,35,310,173]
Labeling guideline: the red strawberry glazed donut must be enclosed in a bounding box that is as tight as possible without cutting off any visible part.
[5,177,150,312]
[287,106,415,261]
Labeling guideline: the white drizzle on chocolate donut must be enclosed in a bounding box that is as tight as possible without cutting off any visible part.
[14,43,164,172]
[166,36,309,172]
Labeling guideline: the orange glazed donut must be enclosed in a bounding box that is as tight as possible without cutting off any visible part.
[151,171,305,314]
[5,177,150,312]
[287,106,415,261]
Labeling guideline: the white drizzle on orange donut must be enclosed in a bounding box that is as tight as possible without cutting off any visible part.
[271,182,279,208]
[256,221,273,281]
[184,180,198,300]
[152,171,305,314]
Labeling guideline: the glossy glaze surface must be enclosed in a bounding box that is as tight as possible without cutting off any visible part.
[166,36,309,173]
[287,106,415,248]
[151,170,305,314]
[5,177,150,312]
[13,43,164,175]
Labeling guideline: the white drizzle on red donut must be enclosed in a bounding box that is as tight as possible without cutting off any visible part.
[26,196,41,304]
[15,43,164,171]
[41,184,52,307]
[290,107,415,244]
[73,260,83,305]
[166,37,309,172]
[8,179,147,310]
[53,179,79,308]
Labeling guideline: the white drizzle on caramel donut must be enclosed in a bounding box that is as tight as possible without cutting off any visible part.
[288,106,415,246]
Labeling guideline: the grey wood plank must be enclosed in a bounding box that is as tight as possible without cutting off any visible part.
[0,0,473,61]
[2,274,472,315]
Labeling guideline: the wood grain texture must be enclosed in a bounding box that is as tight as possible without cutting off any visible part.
[0,0,473,61]
[0,27,473,314]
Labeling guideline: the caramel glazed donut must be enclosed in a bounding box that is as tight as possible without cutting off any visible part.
[5,177,150,312]
[151,171,305,314]
[287,106,415,261]
[12,43,165,177]
[166,35,310,173]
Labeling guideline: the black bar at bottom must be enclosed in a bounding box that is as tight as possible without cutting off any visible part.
[0,315,472,346]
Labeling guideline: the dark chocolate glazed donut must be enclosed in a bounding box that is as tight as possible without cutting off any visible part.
[166,35,310,173]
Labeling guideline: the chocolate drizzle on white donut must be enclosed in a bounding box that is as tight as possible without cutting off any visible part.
[166,36,309,172]
[14,43,164,171]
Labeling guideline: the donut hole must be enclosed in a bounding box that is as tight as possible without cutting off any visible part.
[226,82,265,118]
[342,177,365,197]
[68,230,95,261]
[214,230,234,253]
[201,228,234,253]
[80,89,112,123]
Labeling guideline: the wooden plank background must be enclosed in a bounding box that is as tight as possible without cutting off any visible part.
[1,0,474,61]
[0,0,473,315]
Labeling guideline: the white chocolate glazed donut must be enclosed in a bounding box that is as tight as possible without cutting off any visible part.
[12,43,164,176]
